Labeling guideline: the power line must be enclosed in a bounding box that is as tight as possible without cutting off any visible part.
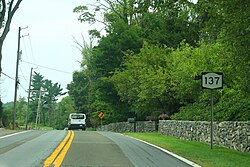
[20,68,28,82]
[2,71,28,93]
[1,72,15,80]
[1,71,30,82]
[28,34,36,63]
[19,84,28,93]
[21,60,72,74]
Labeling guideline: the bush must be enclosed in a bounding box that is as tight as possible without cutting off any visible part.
[214,93,250,121]
[171,102,210,121]
[171,90,250,121]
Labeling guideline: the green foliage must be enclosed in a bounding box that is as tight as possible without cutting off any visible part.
[2,103,12,128]
[214,90,250,121]
[67,71,92,113]
[53,96,75,130]
[141,4,199,47]
[197,0,250,57]
[70,0,250,123]
[169,93,250,122]
[16,97,27,126]
[27,72,66,128]
[73,5,96,24]
[171,42,250,121]
[110,42,174,118]
[171,102,210,121]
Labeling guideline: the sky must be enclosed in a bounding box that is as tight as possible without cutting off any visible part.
[0,0,99,103]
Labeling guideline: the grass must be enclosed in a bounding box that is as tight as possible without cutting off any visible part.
[86,127,97,131]
[124,132,250,167]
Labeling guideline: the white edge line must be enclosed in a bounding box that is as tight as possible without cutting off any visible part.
[0,130,31,139]
[125,135,202,167]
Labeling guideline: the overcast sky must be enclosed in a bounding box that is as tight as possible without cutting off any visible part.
[0,0,99,103]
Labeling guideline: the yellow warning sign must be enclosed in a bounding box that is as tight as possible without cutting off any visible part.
[98,111,104,119]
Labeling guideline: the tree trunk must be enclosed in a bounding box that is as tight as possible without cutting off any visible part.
[0,99,4,128]
[0,41,3,127]
[0,42,2,76]
[0,2,23,128]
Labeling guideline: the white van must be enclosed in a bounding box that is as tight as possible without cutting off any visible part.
[67,113,86,130]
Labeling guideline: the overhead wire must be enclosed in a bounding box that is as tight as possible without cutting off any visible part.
[3,18,75,102]
[28,34,36,63]
[1,72,15,80]
[21,60,72,74]
[19,68,29,82]
[19,33,31,83]
[2,20,32,100]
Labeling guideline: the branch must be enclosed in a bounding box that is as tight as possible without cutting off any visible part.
[0,0,6,28]
[106,0,124,19]
[0,0,22,41]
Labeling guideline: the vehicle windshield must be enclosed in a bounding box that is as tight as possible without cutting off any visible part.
[71,115,84,119]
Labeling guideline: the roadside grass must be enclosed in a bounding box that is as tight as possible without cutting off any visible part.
[37,126,54,130]
[86,127,97,131]
[124,132,249,167]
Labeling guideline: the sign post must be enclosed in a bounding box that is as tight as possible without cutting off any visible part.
[201,72,223,149]
[98,111,104,126]
[210,89,214,149]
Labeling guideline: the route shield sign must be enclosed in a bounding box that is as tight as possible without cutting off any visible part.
[202,72,223,89]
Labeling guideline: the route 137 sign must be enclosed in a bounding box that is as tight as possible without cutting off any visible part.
[202,72,223,89]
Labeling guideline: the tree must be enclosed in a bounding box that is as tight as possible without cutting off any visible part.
[110,42,177,119]
[28,72,66,127]
[0,99,3,127]
[0,0,22,75]
[71,0,249,123]
[43,79,66,126]
[16,96,27,126]
[53,96,75,130]
[70,0,201,122]
[0,0,23,128]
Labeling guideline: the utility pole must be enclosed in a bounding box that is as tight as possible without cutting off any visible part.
[35,89,42,129]
[12,27,21,130]
[12,26,28,130]
[25,67,34,130]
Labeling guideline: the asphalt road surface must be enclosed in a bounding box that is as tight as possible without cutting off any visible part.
[0,130,66,167]
[61,131,192,167]
[0,130,196,167]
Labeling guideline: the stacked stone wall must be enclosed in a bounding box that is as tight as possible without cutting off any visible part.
[99,121,156,133]
[159,120,250,152]
[98,120,249,152]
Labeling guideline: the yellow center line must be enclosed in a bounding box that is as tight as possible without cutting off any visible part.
[44,130,74,167]
[53,130,74,167]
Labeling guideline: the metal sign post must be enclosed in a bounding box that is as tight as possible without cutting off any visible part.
[98,111,104,127]
[201,72,223,149]
[210,89,214,149]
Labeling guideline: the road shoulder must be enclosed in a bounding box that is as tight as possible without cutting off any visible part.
[125,134,201,167]
[0,128,23,137]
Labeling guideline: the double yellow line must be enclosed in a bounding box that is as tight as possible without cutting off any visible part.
[44,130,74,167]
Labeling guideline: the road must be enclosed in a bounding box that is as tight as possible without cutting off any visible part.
[0,130,66,167]
[0,130,196,167]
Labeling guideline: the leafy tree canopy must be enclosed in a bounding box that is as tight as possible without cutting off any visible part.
[67,0,250,124]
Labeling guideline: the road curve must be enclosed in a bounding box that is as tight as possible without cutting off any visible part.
[60,131,192,167]
[100,131,192,167]
[0,130,197,167]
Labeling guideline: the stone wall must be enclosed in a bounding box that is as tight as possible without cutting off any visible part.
[98,120,249,152]
[159,120,250,152]
[99,121,156,133]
